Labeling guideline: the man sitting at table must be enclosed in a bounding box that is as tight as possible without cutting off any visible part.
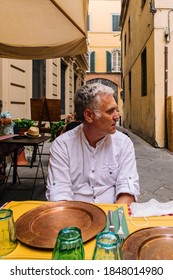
[0,100,25,178]
[46,83,140,204]
[0,99,15,178]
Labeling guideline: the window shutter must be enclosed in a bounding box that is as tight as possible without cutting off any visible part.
[90,51,95,72]
[141,48,147,96]
[106,51,112,72]
[112,15,120,31]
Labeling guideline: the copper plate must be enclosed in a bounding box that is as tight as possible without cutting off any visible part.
[122,227,173,260]
[16,201,107,249]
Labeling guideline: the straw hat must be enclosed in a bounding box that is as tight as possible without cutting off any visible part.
[24,126,41,138]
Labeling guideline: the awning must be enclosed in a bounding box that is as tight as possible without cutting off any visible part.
[0,0,88,60]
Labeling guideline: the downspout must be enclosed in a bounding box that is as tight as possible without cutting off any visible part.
[164,45,168,147]
[165,9,173,147]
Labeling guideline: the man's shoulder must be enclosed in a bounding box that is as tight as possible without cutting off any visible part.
[113,130,129,140]
[111,130,132,146]
[55,124,82,143]
[65,121,82,132]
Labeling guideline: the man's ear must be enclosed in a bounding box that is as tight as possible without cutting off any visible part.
[83,109,94,123]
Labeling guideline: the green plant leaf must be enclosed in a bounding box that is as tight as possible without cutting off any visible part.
[13,119,36,128]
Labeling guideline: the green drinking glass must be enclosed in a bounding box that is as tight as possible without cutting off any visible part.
[92,231,122,260]
[52,227,85,260]
[0,209,17,257]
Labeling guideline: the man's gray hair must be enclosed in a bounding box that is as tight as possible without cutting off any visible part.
[74,83,114,122]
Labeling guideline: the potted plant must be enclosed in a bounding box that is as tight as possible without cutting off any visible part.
[13,118,37,135]
[49,114,76,141]
[50,119,66,142]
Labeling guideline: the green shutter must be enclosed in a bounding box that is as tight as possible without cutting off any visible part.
[112,15,120,31]
[90,51,95,72]
[106,51,112,72]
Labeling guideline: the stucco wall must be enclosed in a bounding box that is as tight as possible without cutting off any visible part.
[120,0,173,147]
[0,59,32,119]
[0,56,86,121]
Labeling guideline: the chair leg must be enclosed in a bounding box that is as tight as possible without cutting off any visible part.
[30,146,38,167]
[4,154,21,186]
[0,158,7,184]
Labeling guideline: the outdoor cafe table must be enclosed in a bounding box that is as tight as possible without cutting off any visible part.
[0,134,50,185]
[2,201,173,260]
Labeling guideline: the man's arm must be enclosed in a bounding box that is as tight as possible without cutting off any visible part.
[115,193,135,204]
[0,118,12,125]
[0,111,12,126]
[115,136,140,203]
[46,137,74,201]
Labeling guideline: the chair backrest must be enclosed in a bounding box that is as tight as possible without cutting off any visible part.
[30,97,61,133]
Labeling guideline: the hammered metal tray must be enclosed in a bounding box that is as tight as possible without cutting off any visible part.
[16,201,107,249]
[122,227,173,260]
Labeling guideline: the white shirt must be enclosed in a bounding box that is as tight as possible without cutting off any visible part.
[46,124,140,203]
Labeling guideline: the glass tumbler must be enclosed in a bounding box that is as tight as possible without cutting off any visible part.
[92,231,121,260]
[0,209,17,257]
[52,227,85,260]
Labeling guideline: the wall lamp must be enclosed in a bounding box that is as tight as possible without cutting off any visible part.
[165,9,173,43]
[149,1,157,14]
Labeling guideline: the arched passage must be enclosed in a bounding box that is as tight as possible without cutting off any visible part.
[86,78,119,102]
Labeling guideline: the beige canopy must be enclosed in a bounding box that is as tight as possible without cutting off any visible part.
[0,0,88,59]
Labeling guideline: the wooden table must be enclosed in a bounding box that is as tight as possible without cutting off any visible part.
[0,135,50,198]
[2,201,173,260]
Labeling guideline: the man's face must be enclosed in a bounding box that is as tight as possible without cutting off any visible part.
[92,94,119,136]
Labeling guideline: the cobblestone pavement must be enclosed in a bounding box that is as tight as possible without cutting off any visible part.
[1,127,173,206]
[118,127,173,203]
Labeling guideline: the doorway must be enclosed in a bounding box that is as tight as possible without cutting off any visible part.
[32,60,46,98]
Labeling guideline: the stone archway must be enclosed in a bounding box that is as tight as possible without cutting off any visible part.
[86,77,119,102]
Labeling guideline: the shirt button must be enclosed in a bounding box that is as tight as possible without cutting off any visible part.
[93,196,96,199]
[92,170,94,173]
[129,177,131,179]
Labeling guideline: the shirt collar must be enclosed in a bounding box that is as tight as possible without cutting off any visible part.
[80,124,111,150]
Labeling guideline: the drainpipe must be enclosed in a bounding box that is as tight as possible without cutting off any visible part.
[164,45,168,147]
[164,9,173,147]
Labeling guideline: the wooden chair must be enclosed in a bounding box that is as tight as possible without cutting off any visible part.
[30,97,61,164]
[30,97,61,134]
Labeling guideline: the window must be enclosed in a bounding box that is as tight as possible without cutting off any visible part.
[32,60,46,98]
[122,79,125,102]
[141,48,147,96]
[106,51,112,72]
[124,33,127,56]
[61,60,67,114]
[86,51,95,72]
[129,71,131,99]
[74,73,77,96]
[106,49,121,73]
[112,49,121,72]
[112,14,120,31]
[128,18,131,44]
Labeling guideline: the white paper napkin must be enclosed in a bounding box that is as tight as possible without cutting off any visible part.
[130,198,173,217]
